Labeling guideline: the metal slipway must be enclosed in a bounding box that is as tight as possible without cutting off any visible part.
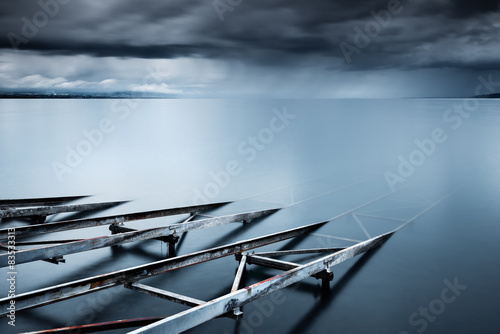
[0,205,278,267]
[0,186,457,334]
[0,198,277,265]
[0,195,125,223]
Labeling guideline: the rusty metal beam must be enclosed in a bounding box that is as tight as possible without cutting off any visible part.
[110,224,170,242]
[0,195,88,209]
[0,245,65,265]
[1,239,83,246]
[231,254,247,316]
[253,247,345,257]
[126,283,239,319]
[129,231,394,334]
[127,283,204,308]
[231,255,247,293]
[0,219,326,316]
[241,254,333,281]
[110,214,195,242]
[19,316,167,334]
[0,208,279,267]
[0,201,126,219]
[0,201,229,240]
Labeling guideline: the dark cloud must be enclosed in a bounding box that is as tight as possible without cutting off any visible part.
[0,39,212,59]
[453,0,500,17]
[0,0,499,96]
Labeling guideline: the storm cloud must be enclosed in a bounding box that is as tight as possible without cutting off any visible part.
[1,0,499,97]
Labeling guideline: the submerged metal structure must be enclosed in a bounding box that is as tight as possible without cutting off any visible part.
[0,187,454,334]
[0,196,125,223]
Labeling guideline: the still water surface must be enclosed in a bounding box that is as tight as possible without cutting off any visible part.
[0,99,499,333]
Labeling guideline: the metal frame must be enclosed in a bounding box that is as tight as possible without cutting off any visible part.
[0,201,229,239]
[6,186,459,334]
[0,201,126,221]
[0,219,326,315]
[129,232,393,334]
[0,208,278,267]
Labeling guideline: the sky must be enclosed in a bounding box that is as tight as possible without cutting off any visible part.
[0,0,499,98]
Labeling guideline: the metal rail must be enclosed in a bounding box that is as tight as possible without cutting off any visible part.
[0,220,326,316]
[15,232,390,334]
[0,208,279,267]
[0,201,229,239]
[127,283,205,308]
[9,186,458,334]
[129,231,393,334]
[0,201,126,219]
[19,317,167,334]
[253,247,345,257]
[240,253,333,280]
[126,283,240,319]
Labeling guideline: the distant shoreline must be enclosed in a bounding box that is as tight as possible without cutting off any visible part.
[0,92,176,99]
[1,92,499,99]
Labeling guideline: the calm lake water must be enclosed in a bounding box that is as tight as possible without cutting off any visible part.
[0,99,499,334]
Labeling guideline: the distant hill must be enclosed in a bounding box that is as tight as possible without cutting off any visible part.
[2,90,500,99]
[0,91,177,99]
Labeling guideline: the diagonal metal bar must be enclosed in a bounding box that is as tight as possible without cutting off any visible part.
[0,195,88,209]
[230,254,247,316]
[253,247,345,257]
[354,213,406,223]
[231,255,247,293]
[309,233,362,243]
[129,231,394,334]
[352,213,372,238]
[127,283,204,308]
[0,201,127,219]
[110,224,170,242]
[127,283,239,319]
[0,219,326,316]
[394,187,462,231]
[241,254,333,280]
[0,245,65,265]
[0,201,230,240]
[0,208,279,267]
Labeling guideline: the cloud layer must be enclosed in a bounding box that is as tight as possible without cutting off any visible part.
[1,0,499,97]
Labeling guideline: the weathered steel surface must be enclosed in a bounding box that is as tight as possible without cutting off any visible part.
[0,201,229,239]
[19,316,166,334]
[254,247,345,257]
[242,254,333,280]
[0,220,326,316]
[231,254,247,316]
[127,283,241,319]
[129,231,394,334]
[0,245,65,265]
[231,255,247,293]
[127,283,204,308]
[0,201,126,219]
[2,239,83,246]
[0,195,88,209]
[110,224,172,243]
[0,208,279,267]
